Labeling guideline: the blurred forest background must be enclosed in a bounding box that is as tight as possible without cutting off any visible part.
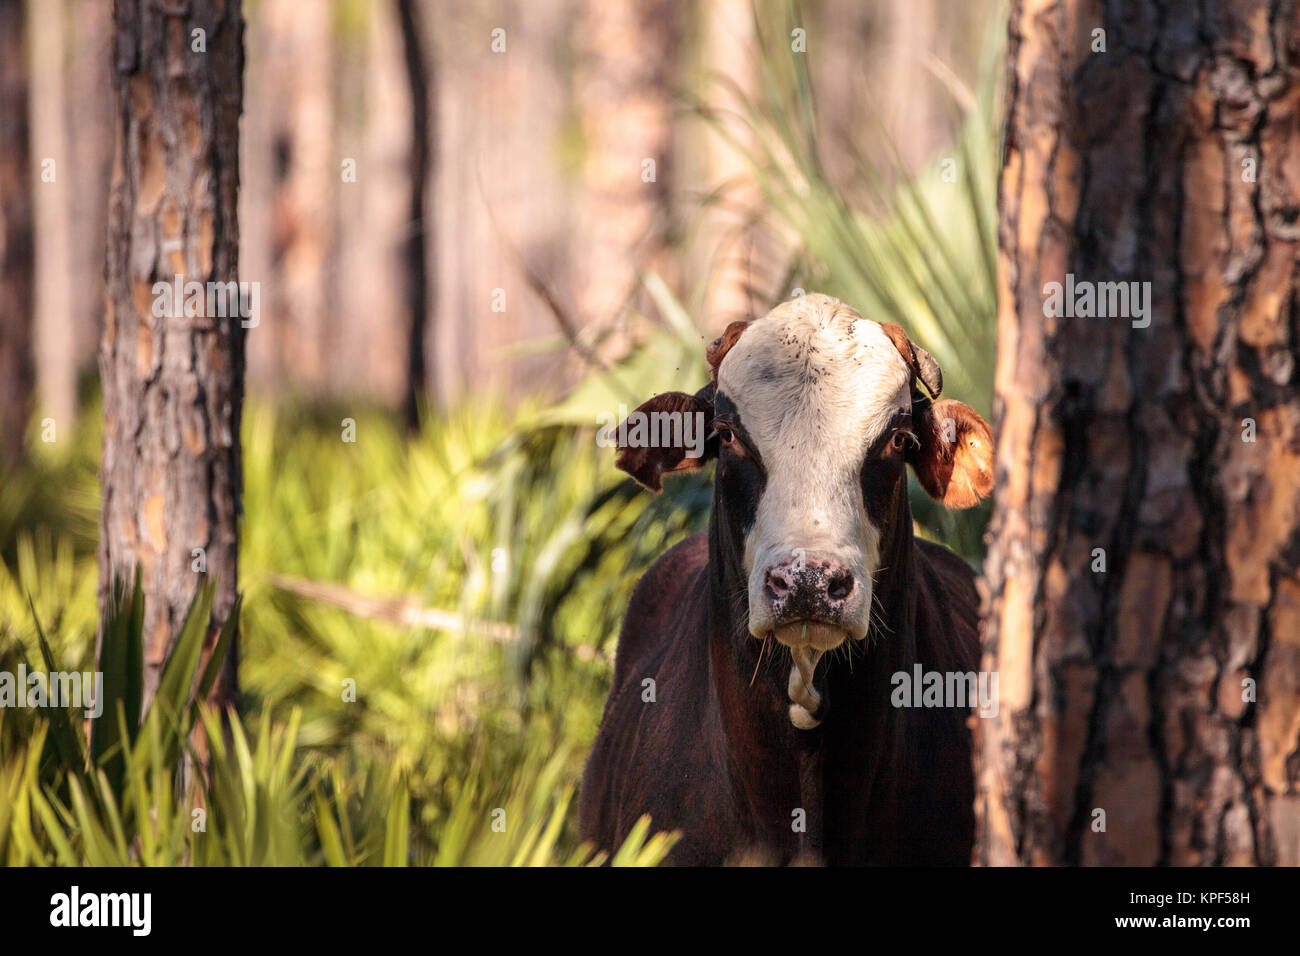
[0,0,1002,864]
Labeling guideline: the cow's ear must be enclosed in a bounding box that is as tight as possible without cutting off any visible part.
[908,399,994,508]
[615,384,718,493]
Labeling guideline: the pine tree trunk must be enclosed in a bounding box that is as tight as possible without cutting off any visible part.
[396,0,434,431]
[260,0,334,399]
[977,0,1300,866]
[99,0,245,713]
[0,0,33,468]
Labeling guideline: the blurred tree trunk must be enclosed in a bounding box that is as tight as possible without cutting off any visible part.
[814,0,873,193]
[100,0,245,712]
[332,0,406,407]
[239,0,276,398]
[0,0,32,467]
[431,4,575,404]
[878,0,936,175]
[263,0,335,398]
[29,0,74,434]
[696,0,759,324]
[67,0,114,390]
[573,0,678,338]
[396,0,433,431]
[977,0,1300,866]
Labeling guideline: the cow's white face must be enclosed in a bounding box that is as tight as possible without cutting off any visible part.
[613,291,993,730]
[714,295,915,653]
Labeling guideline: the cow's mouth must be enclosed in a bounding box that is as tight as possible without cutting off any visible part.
[770,620,849,651]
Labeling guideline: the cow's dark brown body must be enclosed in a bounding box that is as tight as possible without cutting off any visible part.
[579,486,980,865]
[580,294,993,866]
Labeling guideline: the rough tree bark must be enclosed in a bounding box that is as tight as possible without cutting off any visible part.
[0,0,33,468]
[396,0,434,431]
[100,0,245,712]
[977,0,1300,865]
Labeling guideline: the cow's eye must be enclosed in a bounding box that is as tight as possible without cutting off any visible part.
[714,421,751,461]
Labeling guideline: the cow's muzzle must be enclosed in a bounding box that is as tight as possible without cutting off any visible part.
[760,559,864,648]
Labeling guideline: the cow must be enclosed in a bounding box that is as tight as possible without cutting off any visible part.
[578,293,995,865]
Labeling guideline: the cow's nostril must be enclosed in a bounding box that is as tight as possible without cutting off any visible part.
[826,570,854,602]
[766,568,794,600]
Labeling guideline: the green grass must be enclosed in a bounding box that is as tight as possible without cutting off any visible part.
[0,398,684,866]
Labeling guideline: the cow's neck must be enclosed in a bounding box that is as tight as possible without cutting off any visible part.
[705,477,921,861]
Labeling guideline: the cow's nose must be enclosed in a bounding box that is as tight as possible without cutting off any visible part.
[763,561,856,620]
